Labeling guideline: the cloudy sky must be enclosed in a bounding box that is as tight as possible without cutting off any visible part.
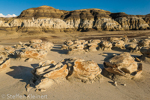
[0,13,16,17]
[0,0,150,17]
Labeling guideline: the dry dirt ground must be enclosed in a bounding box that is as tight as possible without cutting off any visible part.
[0,30,150,100]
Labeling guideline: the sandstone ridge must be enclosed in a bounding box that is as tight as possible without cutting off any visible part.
[0,6,150,32]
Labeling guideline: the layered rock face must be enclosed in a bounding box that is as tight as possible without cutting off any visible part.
[0,6,150,32]
[144,14,150,26]
[111,13,149,30]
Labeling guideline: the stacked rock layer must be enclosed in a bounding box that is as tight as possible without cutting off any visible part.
[0,6,150,32]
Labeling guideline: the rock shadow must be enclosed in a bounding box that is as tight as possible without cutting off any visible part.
[98,64,104,69]
[111,48,129,52]
[6,66,33,85]
[102,53,119,62]
[31,64,39,68]
[51,49,68,54]
[51,45,68,54]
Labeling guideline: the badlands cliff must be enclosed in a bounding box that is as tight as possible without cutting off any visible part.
[0,5,150,32]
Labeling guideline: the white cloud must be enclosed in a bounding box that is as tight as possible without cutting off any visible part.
[0,13,17,18]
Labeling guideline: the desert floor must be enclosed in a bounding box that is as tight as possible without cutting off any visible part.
[0,30,150,100]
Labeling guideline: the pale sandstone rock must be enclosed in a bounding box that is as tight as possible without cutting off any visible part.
[108,36,128,43]
[17,47,48,60]
[109,52,137,73]
[68,44,78,51]
[140,47,150,57]
[0,58,10,70]
[138,39,150,47]
[121,36,128,43]
[126,44,140,53]
[68,49,86,55]
[4,46,15,54]
[67,59,101,82]
[100,41,112,50]
[126,44,138,50]
[64,40,74,46]
[94,18,122,30]
[14,39,54,60]
[140,47,150,63]
[108,37,121,42]
[88,40,101,52]
[112,40,125,49]
[0,51,8,58]
[76,45,84,50]
[62,39,102,54]
[74,40,82,45]
[0,20,10,27]
[89,39,101,44]
[30,42,54,51]
[30,58,102,90]
[61,45,68,50]
[103,52,142,78]
[43,64,68,79]
[29,39,42,44]
[33,61,68,79]
[115,17,149,30]
[88,43,99,52]
[130,38,137,43]
[78,40,86,44]
[39,60,56,67]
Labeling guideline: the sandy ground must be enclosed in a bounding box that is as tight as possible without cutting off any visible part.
[0,30,150,100]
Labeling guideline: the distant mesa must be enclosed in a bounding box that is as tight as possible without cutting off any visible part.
[18,5,64,18]
[0,5,150,32]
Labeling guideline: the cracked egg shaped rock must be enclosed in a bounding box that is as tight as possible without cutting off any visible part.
[67,59,102,82]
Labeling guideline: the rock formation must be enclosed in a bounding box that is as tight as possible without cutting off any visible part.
[140,47,150,63]
[0,48,10,71]
[0,6,149,32]
[0,58,10,71]
[110,13,149,30]
[112,40,125,49]
[126,44,140,53]
[100,41,112,50]
[138,39,150,47]
[61,39,115,54]
[15,39,54,60]
[29,58,102,91]
[103,52,142,79]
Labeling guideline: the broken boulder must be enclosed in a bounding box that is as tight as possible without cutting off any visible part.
[112,40,125,49]
[103,52,142,79]
[0,57,10,71]
[29,58,102,91]
[100,41,112,50]
[16,47,48,60]
[140,47,150,63]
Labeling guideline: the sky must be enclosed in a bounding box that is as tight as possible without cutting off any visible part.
[0,0,150,17]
